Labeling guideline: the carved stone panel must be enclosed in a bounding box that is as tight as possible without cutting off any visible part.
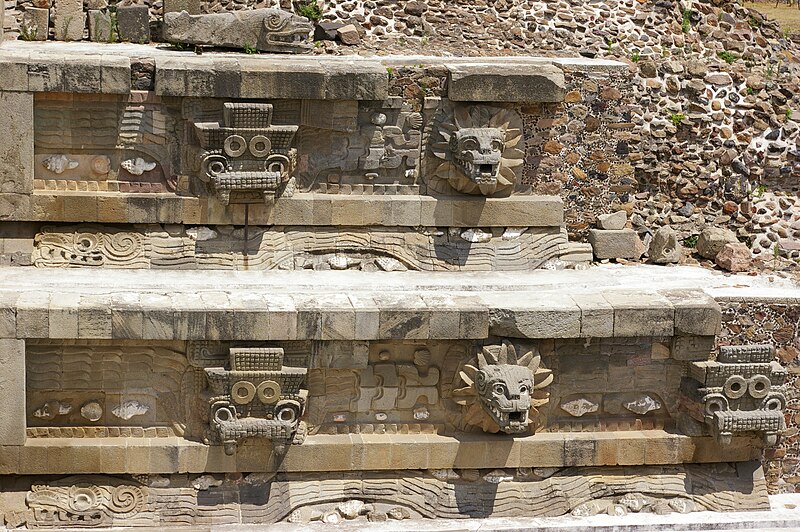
[425,103,524,196]
[681,344,787,445]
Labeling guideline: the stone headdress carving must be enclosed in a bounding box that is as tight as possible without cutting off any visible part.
[427,105,524,196]
[453,342,552,434]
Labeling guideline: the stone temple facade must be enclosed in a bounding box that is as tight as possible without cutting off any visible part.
[0,5,795,529]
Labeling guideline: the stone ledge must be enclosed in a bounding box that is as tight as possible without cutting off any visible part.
[0,269,719,341]
[3,430,760,475]
[0,42,625,100]
[10,193,565,227]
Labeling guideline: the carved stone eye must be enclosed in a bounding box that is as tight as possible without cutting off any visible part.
[493,383,506,396]
[491,139,504,151]
[519,384,529,395]
[461,138,478,151]
[266,14,283,30]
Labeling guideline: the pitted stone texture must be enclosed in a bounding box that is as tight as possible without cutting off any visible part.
[163,8,313,53]
[53,0,85,41]
[163,0,201,15]
[588,229,644,260]
[649,226,681,264]
[88,10,112,42]
[117,5,150,44]
[697,227,738,260]
[597,211,627,230]
[0,91,33,196]
[21,8,49,41]
[0,339,25,445]
[715,243,752,273]
[447,63,566,102]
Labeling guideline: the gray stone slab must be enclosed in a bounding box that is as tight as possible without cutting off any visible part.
[0,91,34,195]
[88,9,112,42]
[21,7,49,41]
[603,291,674,337]
[660,289,721,337]
[163,0,201,15]
[447,63,566,103]
[487,293,582,339]
[117,5,150,44]
[588,229,644,260]
[0,339,26,445]
[53,0,85,41]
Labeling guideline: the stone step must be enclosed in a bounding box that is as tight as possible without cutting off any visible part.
[0,267,723,342]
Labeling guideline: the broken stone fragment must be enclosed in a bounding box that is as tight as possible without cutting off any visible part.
[560,397,599,417]
[21,7,49,41]
[163,8,313,53]
[596,211,627,230]
[337,24,361,46]
[588,229,644,260]
[715,242,752,272]
[648,226,681,264]
[696,226,738,259]
[117,5,150,43]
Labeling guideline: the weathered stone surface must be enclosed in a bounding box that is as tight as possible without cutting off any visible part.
[117,5,150,43]
[163,8,313,53]
[87,9,112,42]
[0,92,34,195]
[596,211,627,230]
[0,339,25,445]
[53,0,85,41]
[315,21,344,41]
[588,229,644,259]
[649,226,681,264]
[715,242,752,272]
[447,63,566,102]
[697,227,738,260]
[163,0,201,15]
[337,24,361,46]
[21,7,49,41]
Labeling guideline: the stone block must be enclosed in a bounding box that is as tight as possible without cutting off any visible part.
[661,290,721,337]
[88,9,112,42]
[21,8,49,41]
[117,5,150,43]
[447,63,566,102]
[0,92,34,195]
[715,242,752,272]
[571,293,614,337]
[487,293,581,339]
[588,229,644,260]
[16,292,49,338]
[596,211,627,230]
[53,0,85,41]
[648,225,681,263]
[604,292,674,337]
[696,226,738,259]
[0,339,26,445]
[163,0,201,15]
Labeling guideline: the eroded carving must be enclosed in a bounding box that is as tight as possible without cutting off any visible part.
[33,226,148,268]
[681,344,787,445]
[192,103,298,204]
[25,477,146,528]
[205,347,308,454]
[453,342,551,433]
[164,8,313,53]
[428,104,524,196]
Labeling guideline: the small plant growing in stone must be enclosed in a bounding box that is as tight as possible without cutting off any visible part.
[386,66,394,79]
[717,51,737,64]
[669,113,686,126]
[682,235,699,248]
[681,9,692,33]
[18,20,38,41]
[242,44,260,54]
[753,184,767,197]
[786,109,793,120]
[296,1,323,22]
[773,243,781,269]
[109,12,119,43]
[748,16,761,30]
[630,52,640,62]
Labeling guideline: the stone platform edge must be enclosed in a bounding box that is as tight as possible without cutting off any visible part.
[0,42,627,100]
[0,430,760,475]
[0,287,721,341]
[1,192,565,227]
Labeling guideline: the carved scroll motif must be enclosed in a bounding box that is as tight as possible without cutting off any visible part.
[32,226,148,268]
